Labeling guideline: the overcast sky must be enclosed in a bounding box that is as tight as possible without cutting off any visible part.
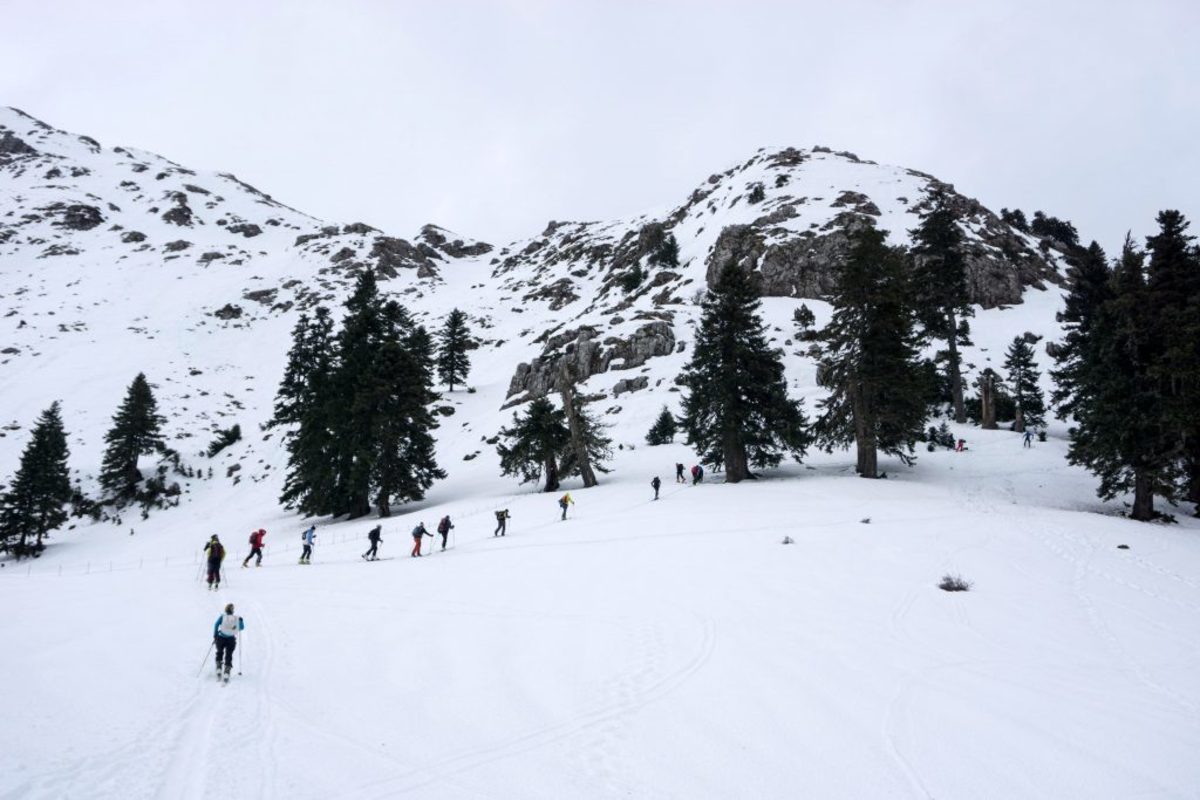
[3,1,1197,254]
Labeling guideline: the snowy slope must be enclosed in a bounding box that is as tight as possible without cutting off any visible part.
[2,109,1198,799]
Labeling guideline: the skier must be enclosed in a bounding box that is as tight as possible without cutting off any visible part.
[203,535,225,590]
[558,492,574,521]
[691,465,703,485]
[299,525,316,564]
[955,439,967,452]
[410,522,432,557]
[1023,430,1034,448]
[212,602,244,682]
[362,525,382,561]
[675,463,686,484]
[651,476,661,500]
[242,528,266,568]
[436,516,454,551]
[494,509,510,537]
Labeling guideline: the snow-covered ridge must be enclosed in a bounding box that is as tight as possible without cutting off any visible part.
[2,108,1070,505]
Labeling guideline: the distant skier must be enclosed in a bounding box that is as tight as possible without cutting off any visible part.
[212,602,244,682]
[300,525,316,564]
[203,535,226,590]
[691,465,703,485]
[362,525,382,561]
[1023,430,1034,448]
[242,528,266,568]
[675,463,686,484]
[437,515,454,551]
[494,509,510,537]
[559,492,574,521]
[955,439,967,453]
[651,476,661,500]
[411,522,432,557]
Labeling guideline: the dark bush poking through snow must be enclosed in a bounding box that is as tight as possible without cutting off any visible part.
[939,574,972,592]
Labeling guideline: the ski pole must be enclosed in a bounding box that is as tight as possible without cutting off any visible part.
[197,641,214,677]
[238,631,243,676]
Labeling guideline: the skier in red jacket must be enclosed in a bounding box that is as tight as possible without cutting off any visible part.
[242,529,266,568]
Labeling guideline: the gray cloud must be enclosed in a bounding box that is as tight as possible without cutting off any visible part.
[3,0,1196,255]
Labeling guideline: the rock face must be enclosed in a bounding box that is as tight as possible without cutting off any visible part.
[48,203,104,231]
[507,320,675,401]
[703,183,1061,309]
[0,131,37,162]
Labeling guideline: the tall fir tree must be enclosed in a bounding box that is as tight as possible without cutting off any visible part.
[330,270,387,518]
[1003,337,1046,432]
[557,374,612,487]
[496,397,571,492]
[645,406,678,445]
[1,402,71,557]
[99,373,165,501]
[276,307,340,515]
[436,308,472,391]
[1065,237,1178,520]
[1050,242,1112,419]
[369,302,445,516]
[1144,211,1200,510]
[814,226,929,477]
[910,194,973,422]
[678,263,808,482]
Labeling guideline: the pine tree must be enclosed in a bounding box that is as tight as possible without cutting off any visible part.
[330,270,387,518]
[557,373,612,487]
[369,303,445,516]
[436,308,472,391]
[0,402,71,557]
[1003,337,1046,432]
[497,397,570,492]
[1066,238,1178,520]
[650,233,680,268]
[976,368,1000,430]
[99,373,165,501]
[276,308,339,515]
[814,226,928,477]
[678,263,809,482]
[910,194,973,422]
[1144,211,1200,509]
[645,406,678,445]
[1050,242,1112,419]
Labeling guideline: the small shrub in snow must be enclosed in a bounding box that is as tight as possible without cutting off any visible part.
[939,574,972,592]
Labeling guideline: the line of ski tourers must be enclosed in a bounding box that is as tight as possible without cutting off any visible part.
[200,462,708,681]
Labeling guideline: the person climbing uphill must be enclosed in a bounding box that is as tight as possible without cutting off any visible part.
[675,463,686,484]
[651,476,661,500]
[494,509,510,537]
[411,522,432,557]
[559,492,574,521]
[1023,430,1034,448]
[242,528,266,568]
[691,464,704,485]
[299,525,316,564]
[203,535,225,590]
[437,516,454,551]
[362,525,382,561]
[212,602,244,682]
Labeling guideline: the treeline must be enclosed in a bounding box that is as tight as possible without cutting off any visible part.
[1,373,187,557]
[645,202,1199,521]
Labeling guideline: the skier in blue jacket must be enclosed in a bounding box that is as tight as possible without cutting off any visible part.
[212,603,244,680]
[300,525,316,564]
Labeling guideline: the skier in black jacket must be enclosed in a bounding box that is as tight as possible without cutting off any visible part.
[436,516,454,551]
[651,476,661,500]
[494,509,510,537]
[362,525,382,560]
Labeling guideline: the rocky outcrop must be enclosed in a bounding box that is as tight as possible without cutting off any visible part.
[46,203,104,231]
[227,223,262,238]
[506,320,675,401]
[0,131,37,162]
[161,192,195,226]
[418,224,493,259]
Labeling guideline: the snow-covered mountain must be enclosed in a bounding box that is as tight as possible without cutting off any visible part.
[1,106,1072,499]
[4,109,1199,800]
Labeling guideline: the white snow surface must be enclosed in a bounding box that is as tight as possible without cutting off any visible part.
[1,108,1199,798]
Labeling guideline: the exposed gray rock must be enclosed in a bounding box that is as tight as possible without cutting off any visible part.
[507,321,675,401]
[198,251,225,264]
[121,230,147,244]
[613,375,649,396]
[227,223,262,238]
[164,240,192,252]
[48,203,104,231]
[243,289,277,305]
[213,304,243,319]
[418,224,493,258]
[162,192,195,226]
[0,131,37,162]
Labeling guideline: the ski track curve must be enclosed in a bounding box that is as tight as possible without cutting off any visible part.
[344,611,717,799]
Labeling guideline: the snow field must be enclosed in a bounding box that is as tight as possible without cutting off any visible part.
[2,431,1198,799]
